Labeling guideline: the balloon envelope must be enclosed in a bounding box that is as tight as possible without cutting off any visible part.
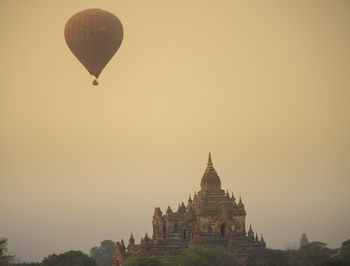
[64,9,123,79]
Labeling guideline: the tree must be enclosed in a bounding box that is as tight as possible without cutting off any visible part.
[315,239,350,266]
[42,250,97,266]
[297,241,336,266]
[177,245,238,266]
[338,239,350,260]
[90,240,116,266]
[12,263,41,266]
[299,233,309,248]
[0,238,14,266]
[262,249,289,266]
[123,256,165,266]
[315,259,350,266]
[122,246,237,266]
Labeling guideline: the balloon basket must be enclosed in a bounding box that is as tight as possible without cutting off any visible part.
[92,79,99,86]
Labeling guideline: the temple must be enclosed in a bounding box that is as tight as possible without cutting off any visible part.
[113,153,266,265]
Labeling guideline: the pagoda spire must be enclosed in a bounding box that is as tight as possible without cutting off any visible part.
[238,196,244,207]
[248,224,254,239]
[207,152,213,168]
[129,233,135,245]
[260,234,266,247]
[231,192,236,201]
[248,224,254,233]
[166,206,173,214]
[201,153,221,191]
[144,233,150,241]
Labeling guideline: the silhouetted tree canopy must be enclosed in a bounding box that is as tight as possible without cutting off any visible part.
[122,246,237,266]
[261,241,347,266]
[13,263,41,266]
[177,245,238,266]
[263,249,289,266]
[315,239,350,266]
[297,241,336,266]
[90,240,116,266]
[4,236,350,266]
[123,256,165,266]
[41,250,97,266]
[0,238,14,266]
[339,239,350,259]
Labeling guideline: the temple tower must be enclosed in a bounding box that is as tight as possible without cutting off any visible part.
[113,153,267,266]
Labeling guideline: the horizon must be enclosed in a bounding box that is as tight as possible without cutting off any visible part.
[1,0,349,262]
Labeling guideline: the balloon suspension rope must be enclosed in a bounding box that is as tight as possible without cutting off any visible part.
[92,79,99,86]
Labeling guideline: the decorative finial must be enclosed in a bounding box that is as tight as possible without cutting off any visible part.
[238,196,244,207]
[208,152,213,168]
[129,233,135,245]
[248,224,254,239]
[260,234,266,247]
[248,224,254,233]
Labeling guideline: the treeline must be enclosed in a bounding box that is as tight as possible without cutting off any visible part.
[0,238,97,266]
[122,245,238,266]
[121,240,350,266]
[266,240,350,266]
[1,237,350,266]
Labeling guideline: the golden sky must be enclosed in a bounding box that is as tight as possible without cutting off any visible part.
[1,0,349,262]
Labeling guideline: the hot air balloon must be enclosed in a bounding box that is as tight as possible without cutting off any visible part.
[64,9,123,85]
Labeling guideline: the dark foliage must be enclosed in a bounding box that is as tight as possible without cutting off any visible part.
[315,259,350,266]
[254,240,350,266]
[123,246,238,266]
[41,250,97,266]
[177,245,238,266]
[90,240,116,266]
[339,239,350,260]
[13,263,41,266]
[297,241,336,266]
[0,238,14,266]
[123,256,166,266]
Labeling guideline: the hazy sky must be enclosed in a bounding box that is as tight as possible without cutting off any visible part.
[1,0,349,262]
